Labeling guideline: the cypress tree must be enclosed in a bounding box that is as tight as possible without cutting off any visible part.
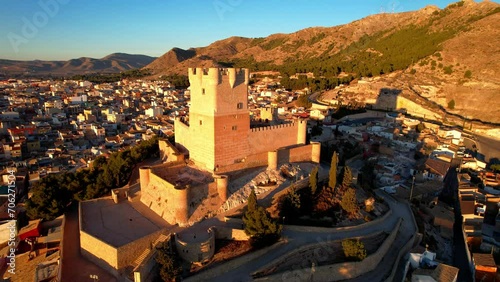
[329,152,338,189]
[309,166,319,195]
[340,188,358,217]
[243,188,282,248]
[341,166,353,191]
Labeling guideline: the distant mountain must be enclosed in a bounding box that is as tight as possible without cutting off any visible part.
[145,0,500,123]
[0,53,156,76]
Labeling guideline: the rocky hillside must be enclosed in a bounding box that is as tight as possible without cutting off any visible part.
[146,0,499,123]
[0,53,156,76]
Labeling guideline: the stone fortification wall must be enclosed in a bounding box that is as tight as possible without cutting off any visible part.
[116,229,166,271]
[175,227,215,264]
[216,143,319,174]
[396,96,443,120]
[374,92,442,120]
[214,226,249,241]
[159,138,185,163]
[139,166,190,225]
[248,122,302,154]
[216,151,269,174]
[80,230,119,277]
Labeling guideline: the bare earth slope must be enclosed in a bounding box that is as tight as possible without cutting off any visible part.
[146,0,499,123]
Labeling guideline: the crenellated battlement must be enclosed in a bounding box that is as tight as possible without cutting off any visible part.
[250,122,298,133]
[188,67,249,88]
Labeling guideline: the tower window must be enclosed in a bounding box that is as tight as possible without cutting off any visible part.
[232,125,237,131]
[237,102,243,109]
[199,120,202,125]
[202,88,205,95]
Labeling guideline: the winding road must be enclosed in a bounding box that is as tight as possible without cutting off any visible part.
[188,190,416,282]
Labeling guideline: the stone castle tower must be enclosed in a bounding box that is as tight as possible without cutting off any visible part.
[175,67,315,172]
[176,68,250,170]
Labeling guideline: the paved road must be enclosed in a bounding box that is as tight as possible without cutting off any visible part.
[201,190,416,282]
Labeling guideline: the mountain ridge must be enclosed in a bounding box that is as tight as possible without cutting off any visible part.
[0,53,157,76]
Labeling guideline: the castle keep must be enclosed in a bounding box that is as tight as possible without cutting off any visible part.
[175,67,309,171]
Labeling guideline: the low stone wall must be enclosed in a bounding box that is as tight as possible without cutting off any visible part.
[385,202,418,282]
[260,218,402,282]
[184,239,288,282]
[57,215,66,282]
[284,208,393,233]
[214,226,249,241]
[217,143,318,174]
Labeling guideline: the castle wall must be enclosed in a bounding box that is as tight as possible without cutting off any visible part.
[248,122,300,154]
[216,151,269,174]
[139,170,190,225]
[174,119,191,154]
[289,144,317,163]
[214,227,249,241]
[116,229,166,270]
[184,112,216,170]
[159,139,185,163]
[80,230,119,276]
[396,96,443,120]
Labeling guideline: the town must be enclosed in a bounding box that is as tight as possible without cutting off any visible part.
[0,66,499,282]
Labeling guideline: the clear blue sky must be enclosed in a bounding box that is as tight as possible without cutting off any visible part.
[0,0,476,60]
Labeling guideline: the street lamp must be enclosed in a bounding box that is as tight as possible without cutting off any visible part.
[409,175,416,202]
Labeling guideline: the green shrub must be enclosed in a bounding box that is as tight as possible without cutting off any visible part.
[448,99,455,109]
[464,70,472,79]
[444,65,453,74]
[342,239,367,261]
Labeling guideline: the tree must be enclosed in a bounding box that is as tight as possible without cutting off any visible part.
[340,188,358,217]
[156,241,182,281]
[25,137,160,220]
[280,187,301,219]
[329,152,338,189]
[448,99,455,110]
[314,185,336,216]
[309,166,319,195]
[243,188,282,248]
[464,70,472,79]
[340,166,353,191]
[416,122,425,133]
[342,239,366,261]
[490,164,500,172]
[247,188,257,212]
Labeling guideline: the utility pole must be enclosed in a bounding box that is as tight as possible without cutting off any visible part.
[409,175,416,202]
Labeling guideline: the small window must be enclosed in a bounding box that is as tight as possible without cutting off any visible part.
[199,120,202,125]
[237,102,243,109]
[202,88,205,95]
[232,125,237,131]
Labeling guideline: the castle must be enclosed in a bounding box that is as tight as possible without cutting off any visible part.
[78,68,321,279]
[138,67,321,226]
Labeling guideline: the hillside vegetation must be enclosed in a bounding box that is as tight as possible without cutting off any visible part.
[145,0,500,123]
